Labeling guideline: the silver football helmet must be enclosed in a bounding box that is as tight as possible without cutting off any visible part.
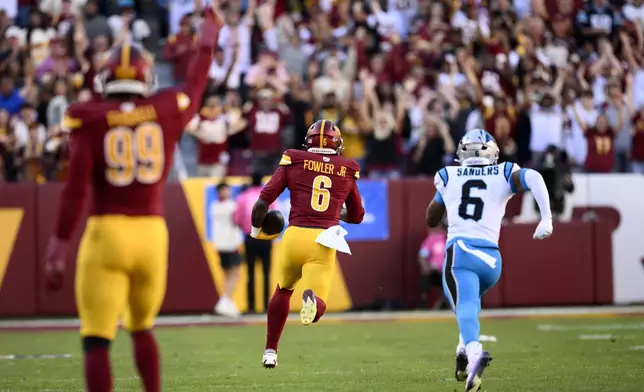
[456,129,500,166]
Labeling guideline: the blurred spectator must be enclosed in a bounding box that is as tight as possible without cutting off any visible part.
[35,37,76,82]
[417,223,447,310]
[363,71,401,178]
[188,94,246,178]
[82,0,111,42]
[234,173,276,314]
[5,0,644,184]
[164,15,197,85]
[0,74,26,115]
[26,9,56,68]
[567,89,596,168]
[211,182,243,318]
[107,0,150,48]
[244,88,291,176]
[583,114,619,173]
[413,109,455,176]
[39,0,87,18]
[533,145,575,219]
[46,78,70,128]
[216,0,253,92]
[575,0,623,42]
[245,50,289,95]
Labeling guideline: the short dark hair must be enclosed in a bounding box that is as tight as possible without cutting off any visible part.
[216,182,229,192]
[251,172,263,187]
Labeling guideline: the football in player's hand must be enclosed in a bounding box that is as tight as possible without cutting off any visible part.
[262,210,285,235]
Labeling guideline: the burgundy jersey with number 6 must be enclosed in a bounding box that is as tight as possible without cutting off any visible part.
[259,149,365,229]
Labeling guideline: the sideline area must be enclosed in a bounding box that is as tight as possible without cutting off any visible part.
[1,306,643,331]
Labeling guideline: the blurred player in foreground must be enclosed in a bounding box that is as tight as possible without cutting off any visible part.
[43,10,220,392]
[250,120,365,368]
[426,129,553,392]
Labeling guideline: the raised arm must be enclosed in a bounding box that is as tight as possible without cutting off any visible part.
[178,8,221,128]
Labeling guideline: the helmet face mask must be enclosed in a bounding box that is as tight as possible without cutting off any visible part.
[456,129,500,166]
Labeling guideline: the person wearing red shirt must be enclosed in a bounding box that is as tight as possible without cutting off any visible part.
[163,15,197,85]
[244,88,291,175]
[630,108,644,173]
[188,95,246,178]
[583,114,619,173]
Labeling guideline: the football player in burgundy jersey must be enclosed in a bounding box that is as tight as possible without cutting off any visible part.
[43,10,221,392]
[250,119,365,368]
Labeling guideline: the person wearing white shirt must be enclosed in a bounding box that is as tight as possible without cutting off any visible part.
[210,183,244,318]
[567,91,598,167]
[529,94,565,161]
[624,0,644,28]
[217,10,252,90]
[107,1,151,47]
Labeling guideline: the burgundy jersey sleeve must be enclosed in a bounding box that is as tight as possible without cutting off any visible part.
[259,164,288,204]
[343,165,365,224]
[55,106,95,240]
[176,19,219,129]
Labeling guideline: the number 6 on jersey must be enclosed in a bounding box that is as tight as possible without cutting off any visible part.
[311,175,332,212]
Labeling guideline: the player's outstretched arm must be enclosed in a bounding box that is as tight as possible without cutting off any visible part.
[511,168,553,239]
[178,9,221,128]
[341,182,365,224]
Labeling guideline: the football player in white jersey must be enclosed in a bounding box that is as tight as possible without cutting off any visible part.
[425,129,553,392]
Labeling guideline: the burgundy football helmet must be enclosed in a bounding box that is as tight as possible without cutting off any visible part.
[304,119,344,155]
[94,43,155,96]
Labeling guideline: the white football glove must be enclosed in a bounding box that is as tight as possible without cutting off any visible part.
[533,218,553,240]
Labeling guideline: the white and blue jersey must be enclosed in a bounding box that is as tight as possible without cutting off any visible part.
[433,162,528,248]
[432,162,530,322]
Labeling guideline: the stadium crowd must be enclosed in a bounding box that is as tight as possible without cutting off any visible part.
[2,0,644,182]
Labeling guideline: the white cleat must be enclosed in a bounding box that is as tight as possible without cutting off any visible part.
[300,289,317,326]
[214,297,241,319]
[465,351,492,392]
[262,349,278,368]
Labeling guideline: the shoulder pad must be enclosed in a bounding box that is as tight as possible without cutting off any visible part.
[61,104,84,132]
[280,149,303,166]
[177,92,190,112]
[347,159,361,179]
[168,35,177,44]
[279,153,292,166]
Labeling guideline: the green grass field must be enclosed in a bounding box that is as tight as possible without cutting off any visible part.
[1,316,643,392]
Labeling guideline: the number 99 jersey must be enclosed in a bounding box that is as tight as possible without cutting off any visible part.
[434,162,521,246]
[259,149,364,229]
[61,89,193,216]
